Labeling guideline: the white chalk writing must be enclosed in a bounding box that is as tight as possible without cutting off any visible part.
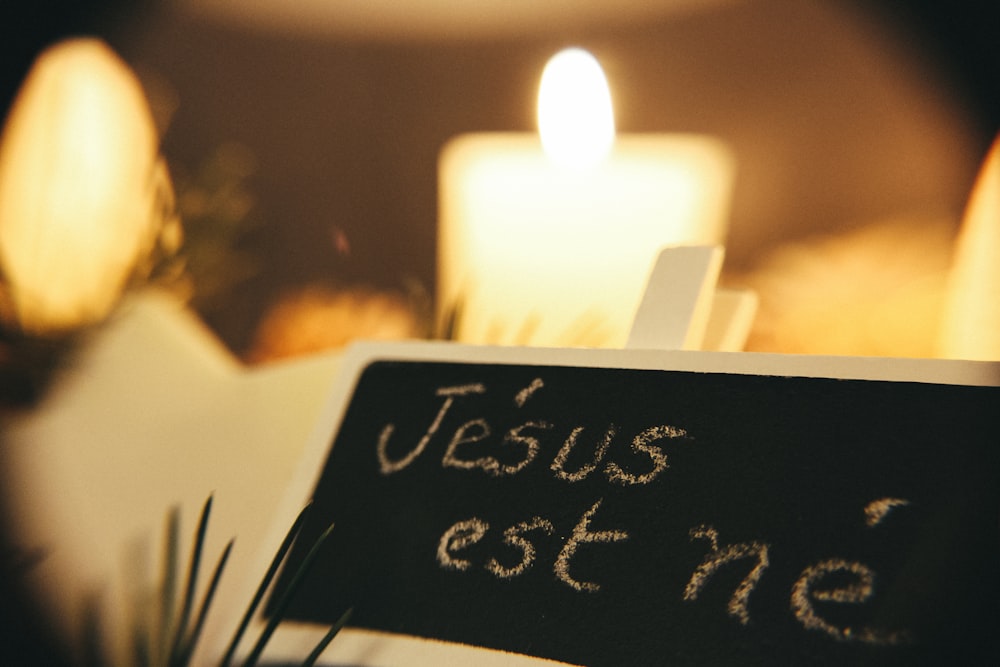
[486,516,555,578]
[683,525,770,625]
[437,499,628,592]
[376,380,688,485]
[605,424,685,486]
[791,558,909,645]
[437,518,489,571]
[378,383,485,474]
[554,498,630,592]
[550,425,615,482]
[864,498,911,527]
[385,375,920,648]
[514,378,545,408]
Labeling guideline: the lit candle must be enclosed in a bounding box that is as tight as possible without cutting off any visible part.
[438,47,734,348]
[0,38,175,336]
[939,135,1000,360]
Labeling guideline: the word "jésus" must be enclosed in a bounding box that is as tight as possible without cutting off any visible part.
[375,379,688,486]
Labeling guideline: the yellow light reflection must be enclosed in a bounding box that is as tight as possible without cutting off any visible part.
[0,39,171,335]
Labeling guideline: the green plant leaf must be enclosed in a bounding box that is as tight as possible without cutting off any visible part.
[169,496,213,662]
[82,591,109,667]
[79,495,349,667]
[172,538,233,667]
[219,502,313,667]
[158,506,181,666]
[301,607,353,667]
[241,521,337,667]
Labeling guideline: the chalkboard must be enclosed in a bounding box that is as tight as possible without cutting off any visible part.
[263,343,1000,666]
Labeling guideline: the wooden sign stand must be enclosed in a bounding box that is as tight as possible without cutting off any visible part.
[624,244,757,352]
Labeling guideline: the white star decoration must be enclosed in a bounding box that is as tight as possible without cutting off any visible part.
[1,292,343,662]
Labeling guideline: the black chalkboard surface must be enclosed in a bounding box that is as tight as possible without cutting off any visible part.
[261,343,1000,666]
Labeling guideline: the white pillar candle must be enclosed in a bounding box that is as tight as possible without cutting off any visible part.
[438,48,734,348]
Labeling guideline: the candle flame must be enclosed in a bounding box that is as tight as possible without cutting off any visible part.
[537,48,615,168]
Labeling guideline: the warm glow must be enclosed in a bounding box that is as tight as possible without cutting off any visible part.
[0,39,173,335]
[439,47,734,348]
[939,135,1000,360]
[537,48,615,168]
[438,133,735,347]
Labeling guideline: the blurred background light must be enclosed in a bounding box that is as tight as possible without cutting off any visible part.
[2,0,998,358]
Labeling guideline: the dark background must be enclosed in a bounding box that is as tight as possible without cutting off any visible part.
[4,1,999,130]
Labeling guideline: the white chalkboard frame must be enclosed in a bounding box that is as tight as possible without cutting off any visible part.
[228,341,1000,666]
